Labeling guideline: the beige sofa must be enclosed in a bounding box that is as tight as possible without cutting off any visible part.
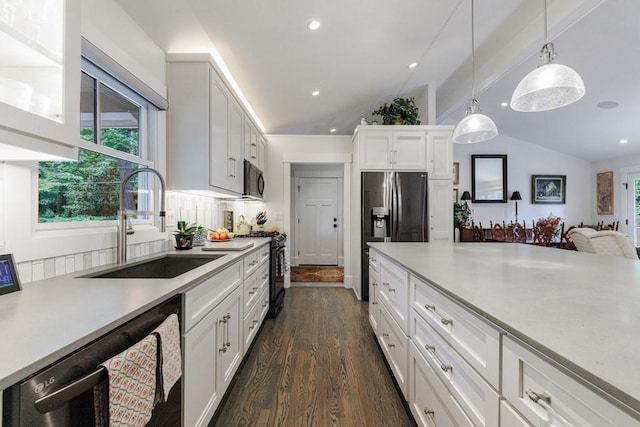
[567,228,639,260]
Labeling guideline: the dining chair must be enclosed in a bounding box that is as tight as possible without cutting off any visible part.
[511,221,526,243]
[472,222,485,242]
[490,220,506,241]
[560,224,577,250]
[532,220,554,247]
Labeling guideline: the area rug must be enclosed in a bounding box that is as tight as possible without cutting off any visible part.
[290,266,344,283]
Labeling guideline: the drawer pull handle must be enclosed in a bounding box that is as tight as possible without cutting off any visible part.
[372,282,377,286]
[388,343,395,348]
[219,346,227,352]
[440,318,453,325]
[440,364,453,373]
[388,288,396,292]
[382,282,389,286]
[382,333,389,337]
[526,390,575,427]
[423,408,435,417]
[249,291,255,295]
[424,303,435,311]
[372,301,377,305]
[424,343,453,374]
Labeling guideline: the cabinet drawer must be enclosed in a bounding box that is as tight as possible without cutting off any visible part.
[369,249,380,272]
[379,256,409,333]
[369,265,380,332]
[500,401,532,427]
[244,251,260,278]
[258,244,270,265]
[409,341,474,427]
[503,336,640,426]
[243,269,260,317]
[410,274,501,389]
[257,261,269,291]
[410,310,499,427]
[184,260,242,332]
[379,303,408,398]
[243,289,262,351]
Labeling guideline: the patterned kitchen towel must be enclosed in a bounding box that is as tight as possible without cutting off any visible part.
[97,334,158,427]
[151,313,182,402]
[283,246,290,273]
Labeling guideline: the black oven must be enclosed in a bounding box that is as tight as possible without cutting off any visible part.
[243,160,264,200]
[268,234,286,318]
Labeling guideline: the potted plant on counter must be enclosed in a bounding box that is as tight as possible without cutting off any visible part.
[372,97,421,125]
[174,220,197,249]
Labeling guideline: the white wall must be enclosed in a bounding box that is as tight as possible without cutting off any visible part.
[453,134,592,228]
[592,154,640,236]
[81,0,167,98]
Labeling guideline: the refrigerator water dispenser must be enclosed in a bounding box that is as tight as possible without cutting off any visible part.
[371,207,390,239]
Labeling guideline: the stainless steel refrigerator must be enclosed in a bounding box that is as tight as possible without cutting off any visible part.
[361,171,429,299]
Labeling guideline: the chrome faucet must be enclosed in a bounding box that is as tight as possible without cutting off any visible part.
[117,167,166,264]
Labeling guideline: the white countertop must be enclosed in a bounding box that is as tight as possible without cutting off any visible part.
[369,241,640,413]
[0,238,271,390]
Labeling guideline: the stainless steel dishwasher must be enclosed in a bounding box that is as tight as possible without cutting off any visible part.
[2,295,182,427]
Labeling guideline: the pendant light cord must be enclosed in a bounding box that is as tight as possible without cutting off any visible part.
[471,0,476,100]
[543,0,548,44]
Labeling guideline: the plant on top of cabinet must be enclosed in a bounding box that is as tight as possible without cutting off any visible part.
[372,97,421,125]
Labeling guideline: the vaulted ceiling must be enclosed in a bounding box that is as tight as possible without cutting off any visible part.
[116,0,640,161]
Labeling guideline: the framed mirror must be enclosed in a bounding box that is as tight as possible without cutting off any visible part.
[471,155,507,203]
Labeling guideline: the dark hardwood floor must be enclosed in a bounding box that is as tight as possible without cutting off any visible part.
[211,287,414,427]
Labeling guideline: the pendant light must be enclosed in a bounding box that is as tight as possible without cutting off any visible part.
[510,0,585,112]
[453,0,498,144]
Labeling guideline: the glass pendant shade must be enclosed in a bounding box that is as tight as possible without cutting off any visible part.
[453,99,498,144]
[510,63,585,112]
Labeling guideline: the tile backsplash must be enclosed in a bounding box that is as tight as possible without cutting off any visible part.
[16,191,253,284]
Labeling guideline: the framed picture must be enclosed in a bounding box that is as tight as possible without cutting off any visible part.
[453,188,459,202]
[596,171,614,214]
[0,254,22,296]
[453,162,459,185]
[531,175,566,204]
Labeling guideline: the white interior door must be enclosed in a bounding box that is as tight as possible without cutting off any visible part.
[296,177,338,265]
[627,172,640,246]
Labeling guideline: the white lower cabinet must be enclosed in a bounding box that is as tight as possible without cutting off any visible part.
[368,264,380,332]
[379,303,409,398]
[215,287,243,395]
[378,254,410,332]
[410,309,499,427]
[409,341,474,427]
[502,336,640,427]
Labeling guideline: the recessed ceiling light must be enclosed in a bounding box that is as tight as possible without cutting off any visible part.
[597,101,619,109]
[619,139,629,144]
[330,128,336,133]
[500,102,509,107]
[308,20,321,31]
[409,62,417,69]
[312,90,320,96]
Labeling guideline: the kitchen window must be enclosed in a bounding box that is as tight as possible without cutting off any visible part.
[37,57,159,224]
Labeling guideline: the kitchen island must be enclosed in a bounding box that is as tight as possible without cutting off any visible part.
[0,238,271,393]
[369,241,640,425]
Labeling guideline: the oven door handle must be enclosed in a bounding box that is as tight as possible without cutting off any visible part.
[34,366,107,414]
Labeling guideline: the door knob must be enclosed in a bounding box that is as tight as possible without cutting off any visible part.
[333,218,337,221]
[333,224,338,228]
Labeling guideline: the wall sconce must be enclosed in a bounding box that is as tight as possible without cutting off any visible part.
[510,191,522,223]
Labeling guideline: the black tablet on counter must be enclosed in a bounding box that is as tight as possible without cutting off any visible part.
[0,254,21,295]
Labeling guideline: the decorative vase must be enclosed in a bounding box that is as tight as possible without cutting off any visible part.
[393,118,405,125]
[192,230,207,246]
[174,233,194,250]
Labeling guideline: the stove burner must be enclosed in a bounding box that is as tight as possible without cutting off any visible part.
[236,231,281,238]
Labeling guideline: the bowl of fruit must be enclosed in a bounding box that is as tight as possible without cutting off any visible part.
[208,228,235,241]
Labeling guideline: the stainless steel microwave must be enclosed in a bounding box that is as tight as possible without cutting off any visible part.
[244,160,264,199]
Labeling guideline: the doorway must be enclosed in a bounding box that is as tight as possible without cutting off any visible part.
[626,172,640,246]
[295,177,339,265]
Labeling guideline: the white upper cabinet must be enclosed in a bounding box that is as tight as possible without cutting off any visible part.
[167,54,250,195]
[0,0,80,159]
[243,118,266,172]
[356,126,453,173]
[358,129,425,170]
[426,128,454,179]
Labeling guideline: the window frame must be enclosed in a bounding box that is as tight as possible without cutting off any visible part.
[34,56,159,231]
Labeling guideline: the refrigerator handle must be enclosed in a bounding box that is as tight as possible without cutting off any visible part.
[392,172,399,241]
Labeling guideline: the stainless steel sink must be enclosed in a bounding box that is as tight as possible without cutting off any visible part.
[84,254,226,279]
